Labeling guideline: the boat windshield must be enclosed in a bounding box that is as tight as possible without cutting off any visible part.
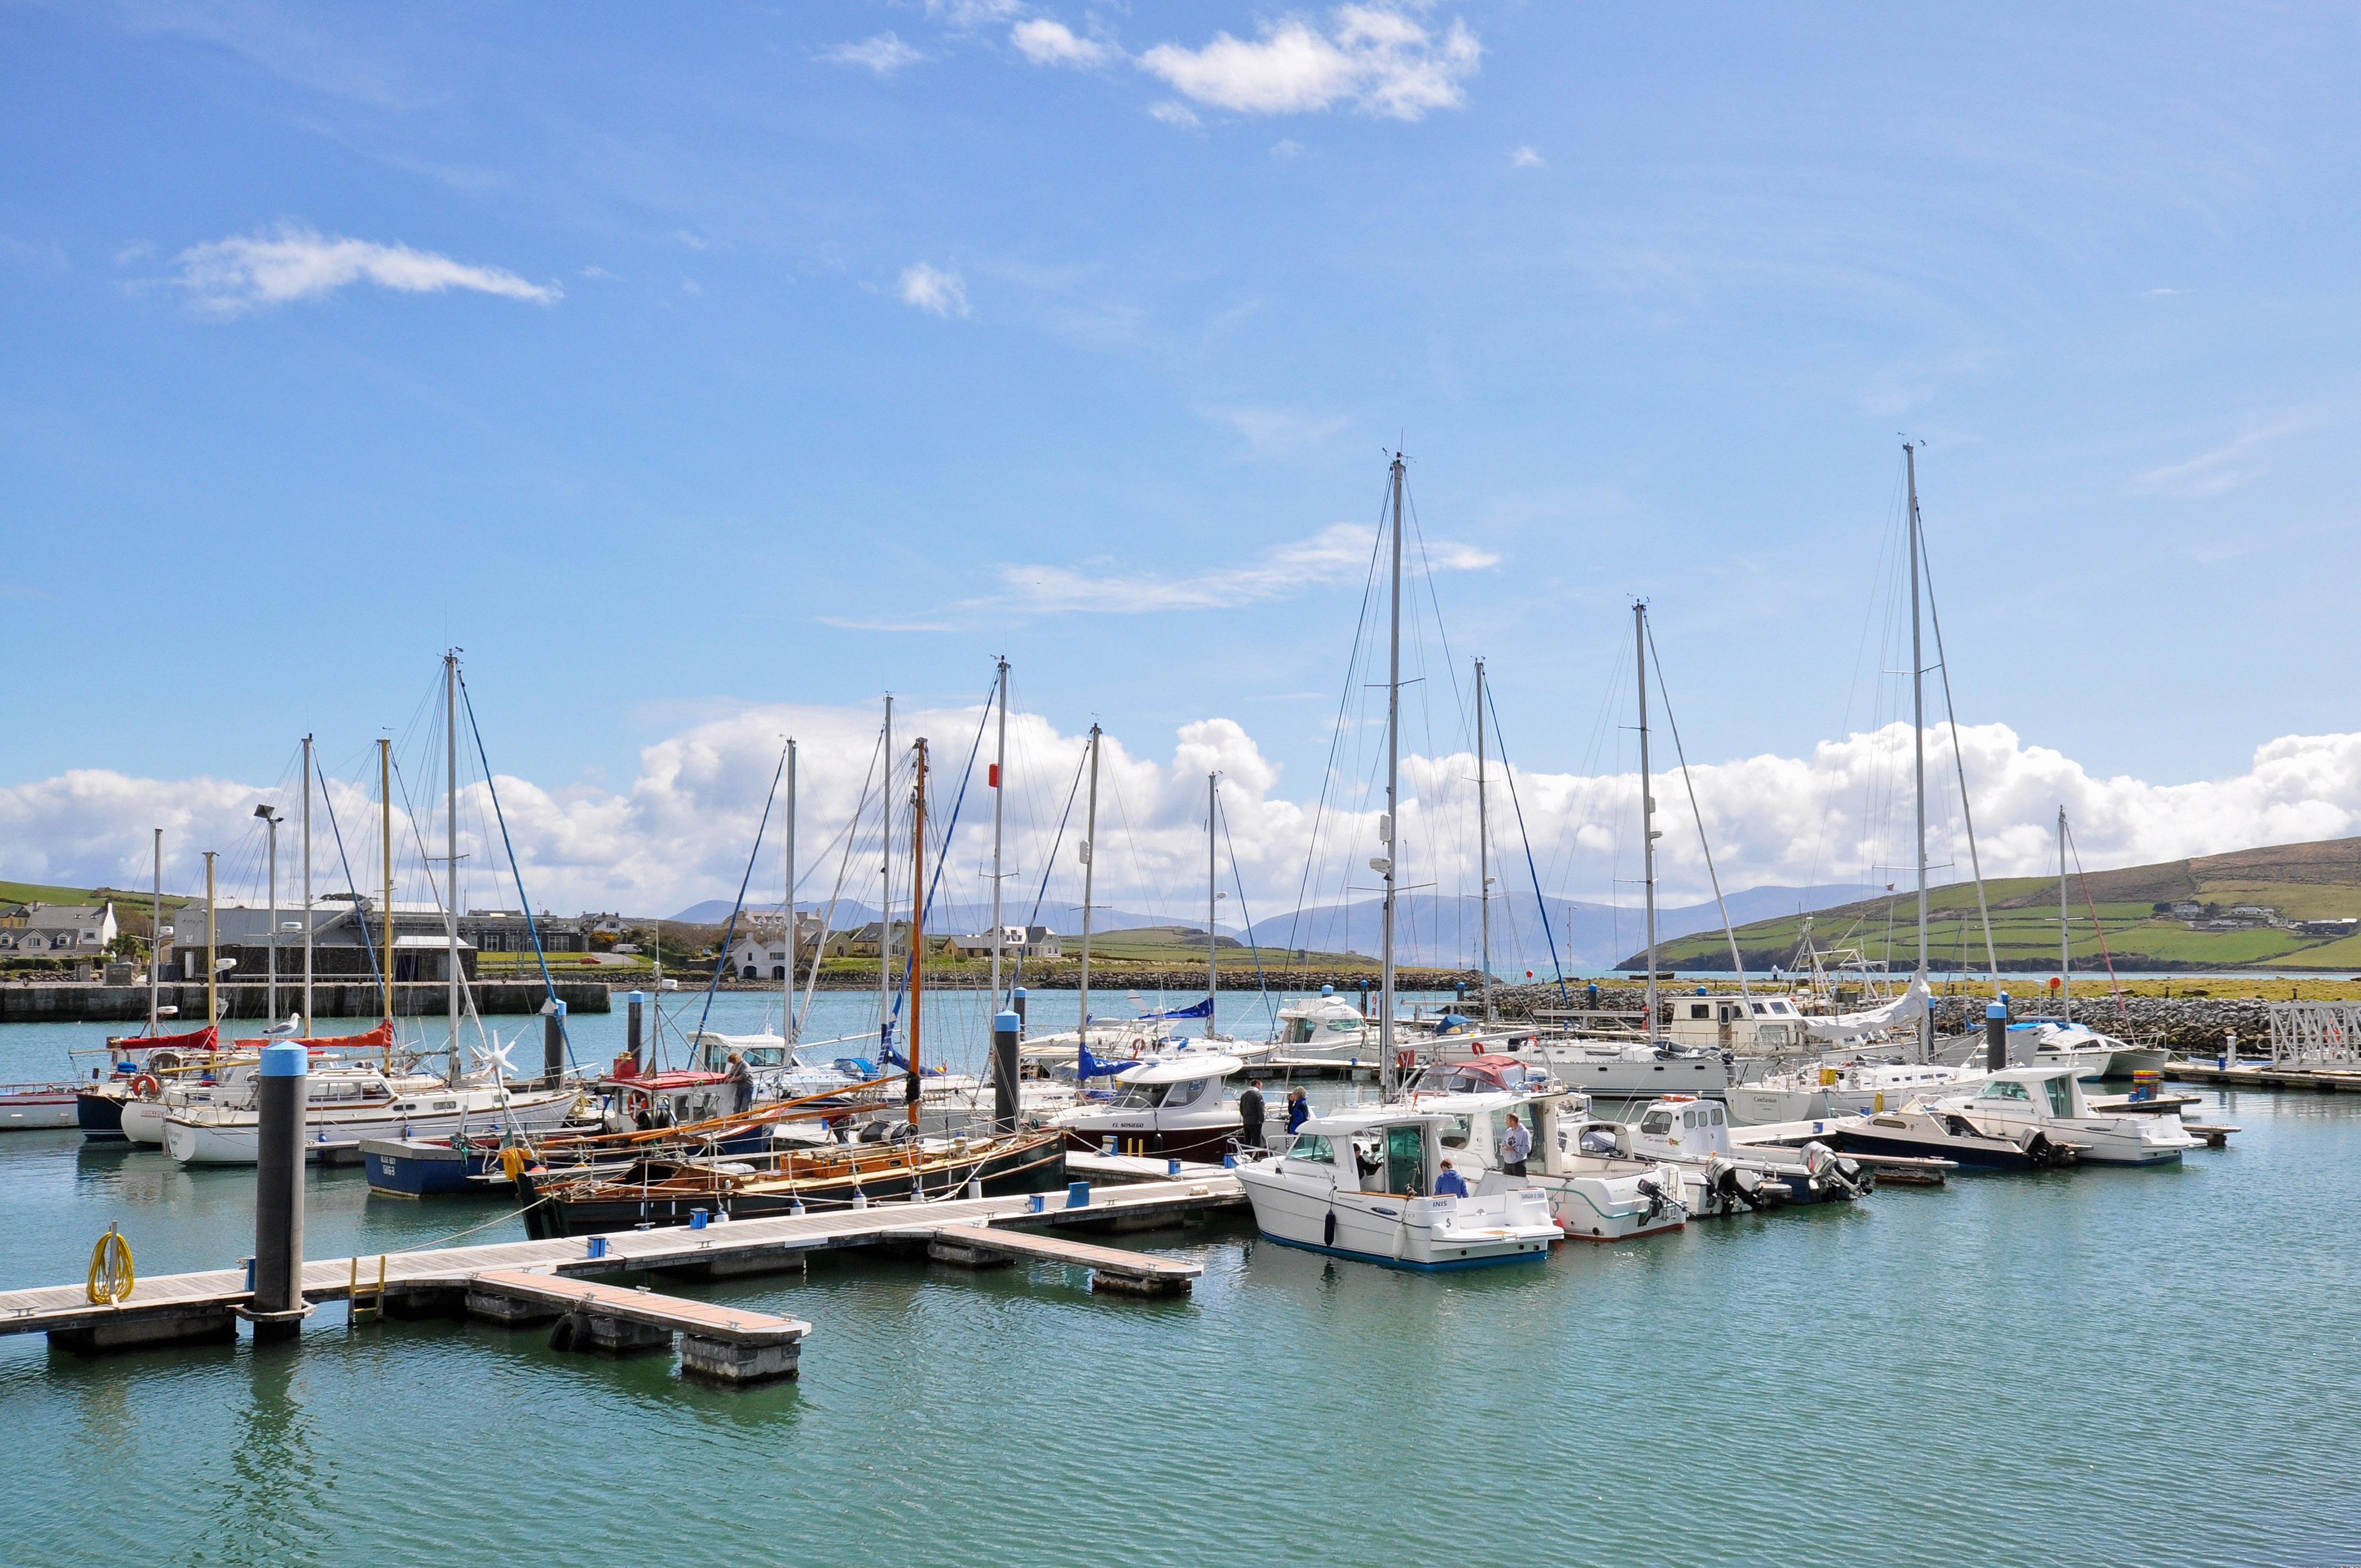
[2044,1077,2075,1117]
[1639,1109,1675,1135]
[1289,1134,1334,1164]
[1978,1081,2032,1102]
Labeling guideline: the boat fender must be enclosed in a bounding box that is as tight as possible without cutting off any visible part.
[548,1310,583,1352]
[500,1145,533,1180]
[1323,1209,1337,1249]
[129,1074,160,1098]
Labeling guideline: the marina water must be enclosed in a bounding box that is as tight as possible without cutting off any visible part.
[4,994,2357,1566]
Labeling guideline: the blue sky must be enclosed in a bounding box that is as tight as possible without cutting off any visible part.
[5,2,2360,914]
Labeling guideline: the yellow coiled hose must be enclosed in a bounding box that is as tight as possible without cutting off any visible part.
[87,1225,134,1305]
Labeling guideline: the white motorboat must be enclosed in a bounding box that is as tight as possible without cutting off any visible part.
[165,1079,581,1164]
[1528,1035,1731,1099]
[1585,1095,1873,1213]
[1052,1052,1244,1163]
[1236,1103,1561,1269]
[122,1059,442,1145]
[1395,1072,1687,1243]
[1930,1065,2197,1166]
[1724,1057,1979,1125]
[2023,1021,2168,1080]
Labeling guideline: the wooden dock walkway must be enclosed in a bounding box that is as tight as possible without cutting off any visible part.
[2166,1060,2361,1093]
[922,1224,1201,1294]
[1,1175,1244,1354]
[464,1268,812,1382]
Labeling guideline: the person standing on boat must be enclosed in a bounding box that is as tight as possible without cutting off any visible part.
[1500,1112,1532,1177]
[1286,1087,1310,1134]
[1238,1079,1266,1150]
[1434,1159,1471,1198]
[725,1050,754,1115]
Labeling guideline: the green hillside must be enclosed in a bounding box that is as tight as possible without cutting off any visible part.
[1636,836,2361,973]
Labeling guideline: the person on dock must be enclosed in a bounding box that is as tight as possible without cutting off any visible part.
[1434,1158,1470,1199]
[1500,1112,1532,1177]
[1286,1087,1310,1134]
[1238,1079,1266,1150]
[725,1051,754,1115]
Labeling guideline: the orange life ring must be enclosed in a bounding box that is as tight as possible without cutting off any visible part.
[129,1073,161,1098]
[1396,1047,1416,1071]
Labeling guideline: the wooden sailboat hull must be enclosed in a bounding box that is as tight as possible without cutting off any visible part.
[518,1131,1069,1239]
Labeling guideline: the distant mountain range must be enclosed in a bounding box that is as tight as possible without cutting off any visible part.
[669,883,1879,970]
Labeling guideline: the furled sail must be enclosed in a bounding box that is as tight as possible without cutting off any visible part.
[1799,972,1930,1042]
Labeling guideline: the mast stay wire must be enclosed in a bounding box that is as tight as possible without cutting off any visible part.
[1643,621,1750,994]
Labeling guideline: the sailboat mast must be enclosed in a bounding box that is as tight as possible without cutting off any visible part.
[1207,772,1218,1033]
[783,738,797,1047]
[989,658,1009,1005]
[149,829,161,1035]
[1079,724,1101,1047]
[1379,451,1404,1098]
[1476,657,1493,1024]
[204,852,217,1027]
[1907,442,1931,1061]
[301,733,314,1037]
[878,695,894,1059]
[1635,603,1659,1045]
[444,650,462,1084]
[2059,806,2072,1023]
[379,736,394,1068]
[907,737,928,1127]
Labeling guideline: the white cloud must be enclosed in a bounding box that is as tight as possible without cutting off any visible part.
[19,714,2361,934]
[1136,5,1481,121]
[1271,138,1307,158]
[1510,144,1544,168]
[899,262,971,318]
[2131,410,2329,498]
[1149,100,1203,128]
[929,0,1025,27]
[998,521,1496,614]
[1012,18,1113,67]
[173,224,558,314]
[821,32,923,74]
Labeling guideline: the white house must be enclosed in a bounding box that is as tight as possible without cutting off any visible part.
[944,924,1062,961]
[0,901,118,957]
[726,912,825,979]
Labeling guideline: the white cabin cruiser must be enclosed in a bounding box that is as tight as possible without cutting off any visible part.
[1931,1065,2196,1166]
[1052,1052,1244,1163]
[1529,1036,1731,1099]
[2022,1021,2168,1080]
[122,1059,439,1146]
[1397,1074,1687,1243]
[1236,1104,1561,1269]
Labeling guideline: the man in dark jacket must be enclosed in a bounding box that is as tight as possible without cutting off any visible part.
[725,1051,754,1115]
[1237,1079,1266,1150]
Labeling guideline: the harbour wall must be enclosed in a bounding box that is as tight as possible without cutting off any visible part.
[0,981,613,1024]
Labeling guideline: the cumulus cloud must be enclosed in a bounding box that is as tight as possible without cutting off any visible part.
[998,522,1497,614]
[820,32,924,74]
[1510,144,1544,168]
[1137,5,1480,120]
[898,262,971,318]
[1011,18,1113,67]
[173,224,559,314]
[15,714,2361,930]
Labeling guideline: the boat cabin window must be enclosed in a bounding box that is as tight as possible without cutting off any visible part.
[1100,1086,1154,1111]
[1385,1124,1425,1196]
[1437,1114,1473,1151]
[2043,1078,2075,1117]
[1639,1109,1675,1136]
[1709,1106,1724,1126]
[1978,1081,2032,1102]
[1288,1134,1334,1165]
[1689,1004,1710,1020]
[1155,1077,1211,1110]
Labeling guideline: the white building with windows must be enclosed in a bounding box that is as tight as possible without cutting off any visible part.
[0,901,118,958]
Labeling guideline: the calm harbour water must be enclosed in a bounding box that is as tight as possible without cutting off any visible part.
[4,990,2358,1567]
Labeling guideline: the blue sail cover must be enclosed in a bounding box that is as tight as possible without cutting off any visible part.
[1076,1042,1134,1080]
[1135,996,1214,1021]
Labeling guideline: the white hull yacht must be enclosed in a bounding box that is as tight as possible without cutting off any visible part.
[1930,1065,2196,1166]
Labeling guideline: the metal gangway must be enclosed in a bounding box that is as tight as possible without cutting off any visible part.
[2265,1002,2361,1066]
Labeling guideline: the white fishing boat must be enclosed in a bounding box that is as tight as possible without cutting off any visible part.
[2025,1021,2168,1080]
[1236,1104,1560,1268]
[1528,1036,1732,1099]
[1590,1095,1874,1212]
[1725,1055,1980,1125]
[1052,1052,1245,1163]
[0,1084,80,1131]
[1930,1065,2196,1165]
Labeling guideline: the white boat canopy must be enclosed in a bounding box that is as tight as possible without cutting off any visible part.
[1116,1053,1242,1085]
[1799,972,1931,1043]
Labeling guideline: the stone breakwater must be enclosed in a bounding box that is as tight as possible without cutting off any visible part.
[1484,981,2269,1051]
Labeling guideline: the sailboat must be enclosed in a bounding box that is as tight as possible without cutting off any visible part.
[165,655,578,1164]
[1236,452,1566,1268]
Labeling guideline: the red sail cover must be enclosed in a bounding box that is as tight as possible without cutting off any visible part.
[230,1019,398,1052]
[104,1023,219,1052]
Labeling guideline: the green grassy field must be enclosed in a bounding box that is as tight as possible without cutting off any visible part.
[1644,836,2361,973]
